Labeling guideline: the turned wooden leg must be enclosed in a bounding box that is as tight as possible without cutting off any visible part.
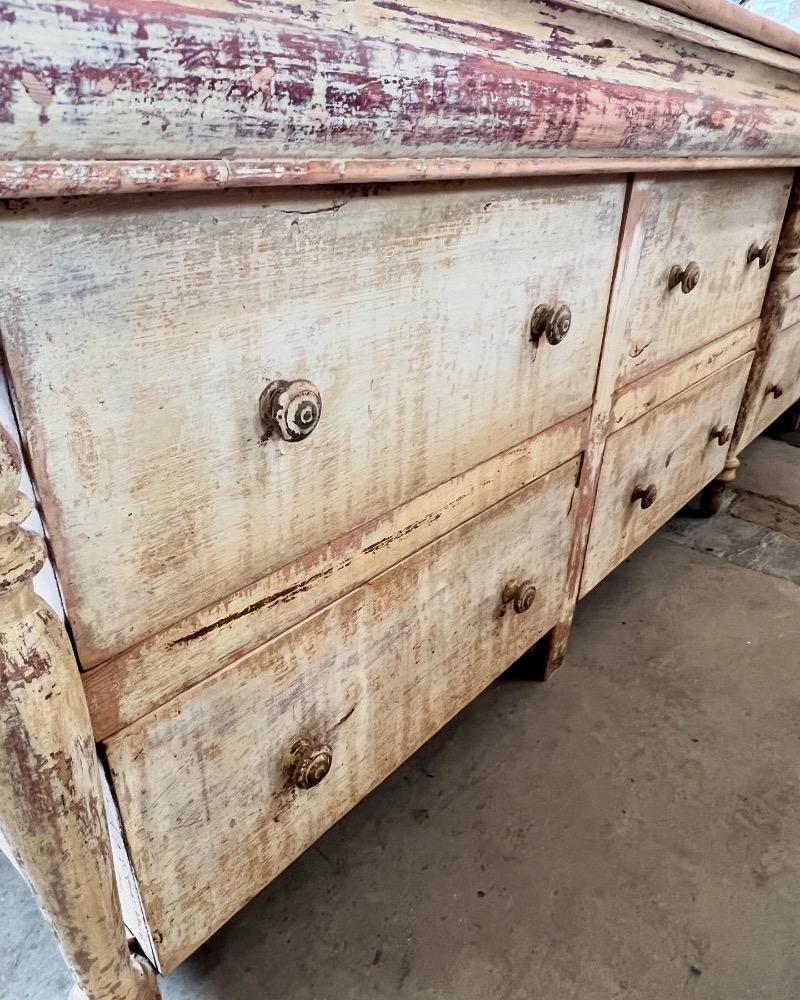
[698,455,740,518]
[0,427,160,1000]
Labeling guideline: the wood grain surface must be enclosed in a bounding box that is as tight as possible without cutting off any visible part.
[738,321,800,448]
[0,426,160,1000]
[581,352,753,595]
[4,156,800,200]
[609,320,759,431]
[1,179,623,667]
[83,412,587,740]
[3,0,800,166]
[605,170,791,389]
[104,456,581,973]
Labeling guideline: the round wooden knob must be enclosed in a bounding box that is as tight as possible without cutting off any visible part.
[747,240,774,269]
[529,302,572,347]
[710,425,732,446]
[631,483,658,509]
[288,738,332,790]
[766,383,784,399]
[260,379,321,442]
[668,261,701,294]
[502,578,537,614]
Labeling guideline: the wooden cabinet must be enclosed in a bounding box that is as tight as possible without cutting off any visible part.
[1,3,799,999]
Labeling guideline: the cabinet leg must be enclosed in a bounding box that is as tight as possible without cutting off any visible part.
[0,428,160,1000]
[508,617,572,682]
[698,455,740,518]
[535,619,572,680]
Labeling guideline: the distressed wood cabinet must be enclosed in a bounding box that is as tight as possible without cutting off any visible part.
[1,2,800,997]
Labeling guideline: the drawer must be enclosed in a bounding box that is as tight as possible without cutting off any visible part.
[739,321,800,450]
[581,353,752,596]
[103,456,581,973]
[0,180,624,665]
[607,170,791,388]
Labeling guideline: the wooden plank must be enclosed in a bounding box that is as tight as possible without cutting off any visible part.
[83,412,588,741]
[609,320,759,431]
[581,352,753,596]
[738,321,800,449]
[3,0,800,164]
[605,170,792,389]
[1,179,623,667]
[4,156,800,200]
[104,455,581,974]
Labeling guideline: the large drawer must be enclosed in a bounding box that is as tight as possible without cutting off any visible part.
[607,170,791,388]
[0,180,624,665]
[581,353,752,596]
[739,321,800,450]
[103,456,582,973]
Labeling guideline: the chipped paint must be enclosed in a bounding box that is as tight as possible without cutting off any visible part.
[1,0,799,164]
[0,424,161,997]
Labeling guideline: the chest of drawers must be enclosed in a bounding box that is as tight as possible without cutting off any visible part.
[1,2,800,998]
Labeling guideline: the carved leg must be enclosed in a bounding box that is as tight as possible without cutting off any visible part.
[698,455,740,518]
[0,428,160,1000]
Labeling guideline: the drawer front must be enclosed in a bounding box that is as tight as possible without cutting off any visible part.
[0,180,624,665]
[739,322,800,450]
[104,457,581,973]
[581,354,752,596]
[608,171,791,388]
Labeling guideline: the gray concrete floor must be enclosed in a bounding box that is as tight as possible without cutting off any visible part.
[3,434,800,1000]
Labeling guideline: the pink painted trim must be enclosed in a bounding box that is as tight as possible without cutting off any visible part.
[646,0,800,58]
[3,156,800,199]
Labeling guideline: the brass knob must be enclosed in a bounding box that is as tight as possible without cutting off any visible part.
[766,383,784,399]
[668,261,701,294]
[260,379,321,442]
[501,578,537,614]
[631,483,658,509]
[747,240,774,269]
[710,425,732,446]
[288,738,332,790]
[530,302,572,346]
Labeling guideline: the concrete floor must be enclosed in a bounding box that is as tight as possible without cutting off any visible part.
[3,435,800,1000]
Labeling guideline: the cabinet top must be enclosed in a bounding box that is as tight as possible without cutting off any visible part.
[1,0,800,198]
[646,0,799,57]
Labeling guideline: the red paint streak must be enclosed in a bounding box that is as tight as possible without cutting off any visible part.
[0,0,794,158]
[375,0,549,56]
